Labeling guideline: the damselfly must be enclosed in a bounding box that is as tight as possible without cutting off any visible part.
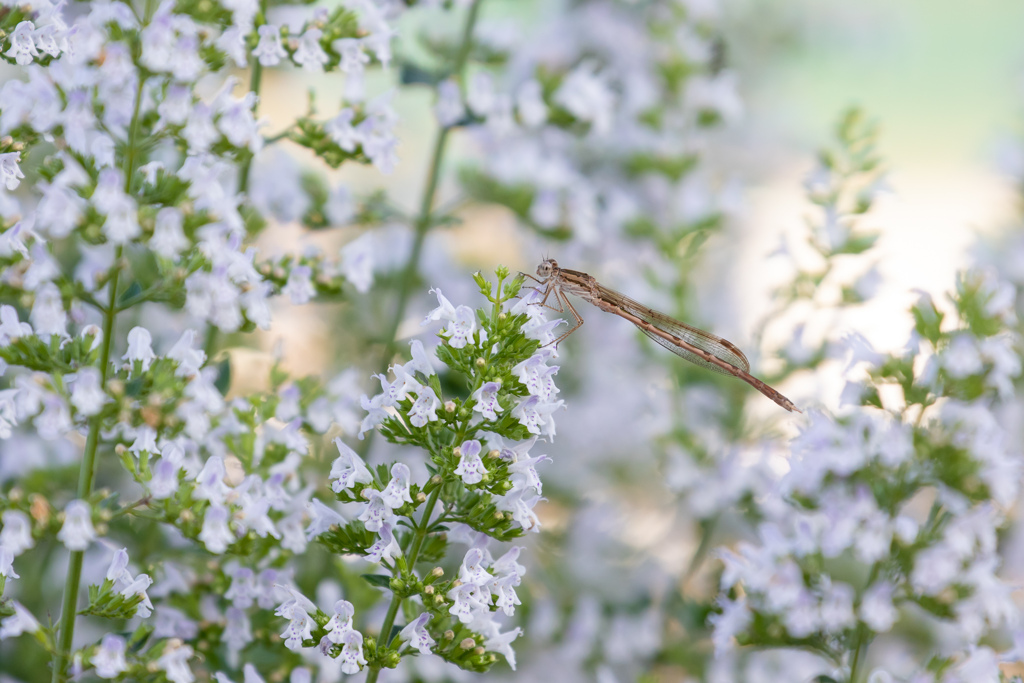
[523,259,800,413]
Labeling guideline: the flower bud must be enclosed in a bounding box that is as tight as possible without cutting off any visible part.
[443,630,455,641]
[459,638,476,650]
[488,449,500,459]
[445,401,456,413]
[431,566,444,578]
[475,357,486,367]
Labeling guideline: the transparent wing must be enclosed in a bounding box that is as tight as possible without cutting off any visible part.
[595,283,750,374]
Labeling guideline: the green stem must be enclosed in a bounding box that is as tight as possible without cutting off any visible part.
[365,488,442,683]
[238,3,267,195]
[50,68,147,683]
[378,0,482,372]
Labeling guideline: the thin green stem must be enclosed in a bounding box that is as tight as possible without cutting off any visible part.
[238,2,267,195]
[365,488,442,683]
[50,68,146,683]
[378,0,482,372]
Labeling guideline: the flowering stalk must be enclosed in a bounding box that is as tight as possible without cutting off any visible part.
[381,0,482,370]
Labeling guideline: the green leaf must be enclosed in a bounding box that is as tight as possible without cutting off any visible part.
[214,357,231,395]
[361,573,392,589]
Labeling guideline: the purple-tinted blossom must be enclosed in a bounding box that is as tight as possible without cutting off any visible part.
[454,439,486,485]
[0,153,24,191]
[335,38,369,100]
[217,26,248,68]
[325,599,355,644]
[283,265,315,304]
[0,305,32,345]
[483,626,522,671]
[447,582,488,623]
[325,108,359,151]
[57,499,96,550]
[366,522,401,563]
[199,504,234,554]
[340,232,374,293]
[459,547,493,585]
[5,22,38,66]
[183,103,218,153]
[294,28,329,72]
[472,381,503,420]
[407,385,440,427]
[399,612,435,655]
[381,462,412,508]
[305,499,345,539]
[358,489,393,532]
[407,339,436,377]
[330,438,373,492]
[339,629,367,674]
[435,79,464,126]
[0,547,17,579]
[253,25,286,66]
[92,633,128,678]
[512,394,562,438]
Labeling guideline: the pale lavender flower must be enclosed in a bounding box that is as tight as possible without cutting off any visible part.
[467,72,495,117]
[512,394,562,438]
[70,367,108,416]
[455,439,486,485]
[0,153,24,190]
[57,499,96,550]
[381,462,412,509]
[217,25,248,67]
[471,381,503,421]
[339,629,367,674]
[325,108,359,151]
[5,22,39,66]
[435,79,464,126]
[0,547,17,579]
[358,490,393,532]
[325,599,354,644]
[294,28,328,72]
[167,329,206,376]
[516,79,547,127]
[366,522,401,563]
[407,385,440,427]
[399,613,435,655]
[340,232,374,293]
[92,634,129,678]
[407,339,436,377]
[253,24,286,67]
[330,438,373,492]
[335,37,369,100]
[304,499,345,539]
[0,305,33,345]
[553,61,614,136]
[283,265,315,304]
[199,504,234,554]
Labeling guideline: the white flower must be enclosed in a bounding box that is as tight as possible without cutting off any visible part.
[30,282,67,339]
[92,634,129,678]
[516,79,547,127]
[860,581,898,633]
[0,601,40,640]
[5,22,39,66]
[0,305,32,345]
[454,439,486,485]
[325,599,354,644]
[57,499,96,551]
[167,330,207,376]
[358,490,393,532]
[217,25,248,68]
[253,24,286,66]
[325,108,360,151]
[365,522,401,563]
[553,62,615,136]
[512,395,563,438]
[399,613,435,655]
[380,463,412,509]
[339,629,367,674]
[330,438,373,492]
[407,339,436,377]
[293,28,328,72]
[467,72,495,116]
[407,385,440,427]
[340,233,374,293]
[70,367,108,416]
[283,265,315,305]
[156,642,194,683]
[123,326,157,371]
[0,152,25,190]
[435,79,465,126]
[199,504,234,554]
[0,510,33,555]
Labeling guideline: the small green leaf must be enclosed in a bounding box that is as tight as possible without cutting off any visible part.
[361,573,392,589]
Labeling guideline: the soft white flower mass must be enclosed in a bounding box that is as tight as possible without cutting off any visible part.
[2,0,1024,682]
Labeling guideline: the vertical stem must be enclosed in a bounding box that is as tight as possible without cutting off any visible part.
[379,0,483,372]
[365,488,442,683]
[50,70,146,683]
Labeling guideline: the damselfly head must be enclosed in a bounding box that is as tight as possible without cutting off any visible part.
[536,259,558,278]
